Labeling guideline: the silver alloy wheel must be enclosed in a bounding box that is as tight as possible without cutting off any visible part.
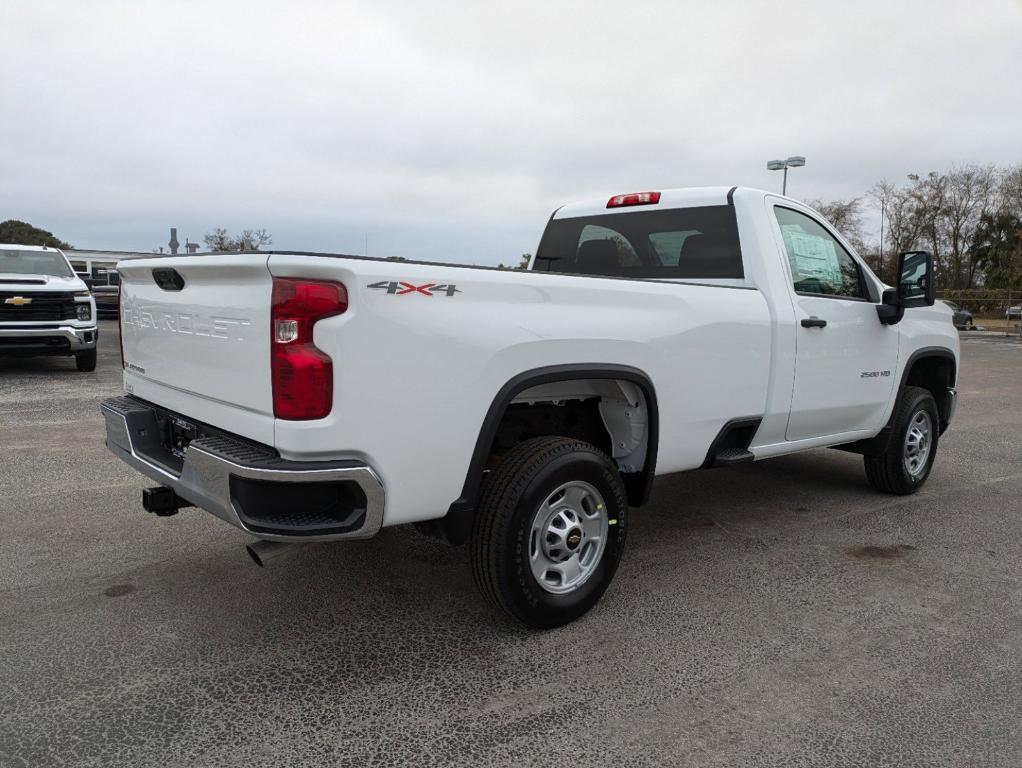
[529,480,609,595]
[903,409,933,478]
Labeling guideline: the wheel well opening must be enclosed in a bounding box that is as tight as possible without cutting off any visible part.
[441,371,658,546]
[487,377,653,506]
[491,398,613,461]
[905,356,954,430]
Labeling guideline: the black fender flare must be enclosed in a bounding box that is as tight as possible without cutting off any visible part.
[898,346,957,392]
[443,364,659,543]
[897,346,957,433]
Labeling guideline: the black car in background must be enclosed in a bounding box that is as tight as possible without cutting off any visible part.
[941,300,974,330]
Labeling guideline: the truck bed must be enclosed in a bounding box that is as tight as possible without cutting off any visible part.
[117,250,771,526]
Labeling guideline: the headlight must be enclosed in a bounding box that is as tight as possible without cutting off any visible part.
[76,303,92,321]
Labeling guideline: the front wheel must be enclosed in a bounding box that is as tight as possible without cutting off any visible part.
[864,386,939,495]
[75,349,97,372]
[471,436,628,628]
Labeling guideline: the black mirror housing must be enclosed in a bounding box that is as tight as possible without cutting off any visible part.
[876,288,904,325]
[897,250,935,308]
[876,252,935,325]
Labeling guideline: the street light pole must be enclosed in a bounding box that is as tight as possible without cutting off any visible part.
[878,199,885,273]
[767,156,806,196]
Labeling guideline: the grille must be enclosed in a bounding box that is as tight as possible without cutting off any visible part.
[0,292,77,321]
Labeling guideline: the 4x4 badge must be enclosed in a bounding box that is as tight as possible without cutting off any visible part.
[367,281,460,297]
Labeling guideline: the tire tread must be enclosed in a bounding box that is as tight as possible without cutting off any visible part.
[470,436,624,625]
[864,385,937,495]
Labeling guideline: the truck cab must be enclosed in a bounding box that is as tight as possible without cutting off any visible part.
[533,188,958,452]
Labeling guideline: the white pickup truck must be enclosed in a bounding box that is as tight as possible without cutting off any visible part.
[102,187,958,627]
[1,244,98,370]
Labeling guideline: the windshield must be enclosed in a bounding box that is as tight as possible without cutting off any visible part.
[0,250,74,278]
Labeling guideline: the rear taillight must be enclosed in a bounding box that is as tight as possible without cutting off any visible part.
[607,191,661,208]
[118,283,124,370]
[271,278,347,420]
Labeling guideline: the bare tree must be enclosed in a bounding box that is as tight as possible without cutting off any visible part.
[238,228,273,251]
[942,165,996,288]
[999,164,1022,218]
[203,227,232,251]
[871,179,929,281]
[869,168,995,288]
[203,227,273,252]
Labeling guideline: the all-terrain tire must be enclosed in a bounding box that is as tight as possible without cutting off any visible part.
[864,386,939,495]
[471,436,628,628]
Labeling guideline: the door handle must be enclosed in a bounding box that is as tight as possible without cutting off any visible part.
[801,316,827,328]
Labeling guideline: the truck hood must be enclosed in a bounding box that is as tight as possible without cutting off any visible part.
[0,273,88,292]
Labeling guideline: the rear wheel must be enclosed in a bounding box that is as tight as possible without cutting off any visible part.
[471,436,627,628]
[864,386,939,495]
[75,349,97,372]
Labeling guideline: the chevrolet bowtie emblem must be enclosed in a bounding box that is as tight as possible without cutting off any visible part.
[4,296,32,306]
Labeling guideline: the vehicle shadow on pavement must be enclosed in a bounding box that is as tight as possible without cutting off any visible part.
[0,357,83,374]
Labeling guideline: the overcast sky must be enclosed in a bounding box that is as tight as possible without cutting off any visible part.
[3,0,1021,263]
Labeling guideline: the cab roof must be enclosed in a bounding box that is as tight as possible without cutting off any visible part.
[0,243,65,253]
[552,186,776,219]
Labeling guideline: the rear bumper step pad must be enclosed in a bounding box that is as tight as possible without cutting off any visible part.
[101,395,385,541]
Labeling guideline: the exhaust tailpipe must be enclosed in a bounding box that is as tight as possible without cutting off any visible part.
[246,539,296,567]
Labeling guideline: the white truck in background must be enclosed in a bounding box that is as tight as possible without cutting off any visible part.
[102,187,959,627]
[0,244,98,370]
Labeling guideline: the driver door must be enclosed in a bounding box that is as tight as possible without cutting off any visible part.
[772,204,900,441]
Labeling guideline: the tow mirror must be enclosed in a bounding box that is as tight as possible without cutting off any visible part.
[897,250,935,308]
[877,250,935,325]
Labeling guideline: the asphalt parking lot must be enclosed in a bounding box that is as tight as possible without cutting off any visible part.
[2,323,1022,767]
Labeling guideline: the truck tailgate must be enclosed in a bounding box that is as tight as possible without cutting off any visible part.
[117,254,274,445]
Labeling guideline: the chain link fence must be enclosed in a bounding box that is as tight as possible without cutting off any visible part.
[937,290,1022,336]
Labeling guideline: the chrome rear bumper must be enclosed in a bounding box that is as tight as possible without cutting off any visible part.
[101,396,385,542]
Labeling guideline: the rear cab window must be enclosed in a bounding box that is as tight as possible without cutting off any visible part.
[534,205,744,280]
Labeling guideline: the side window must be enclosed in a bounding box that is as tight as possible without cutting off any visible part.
[774,207,865,299]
